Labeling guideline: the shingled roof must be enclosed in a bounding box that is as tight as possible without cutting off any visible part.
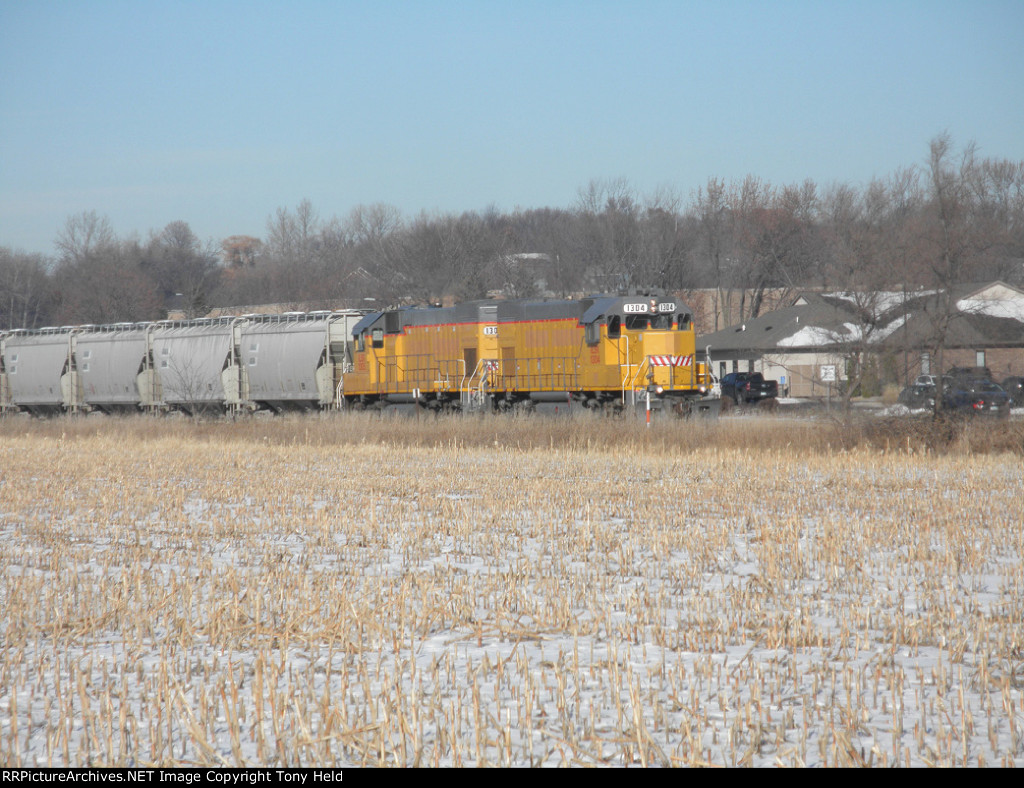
[698,282,1024,355]
[698,293,862,354]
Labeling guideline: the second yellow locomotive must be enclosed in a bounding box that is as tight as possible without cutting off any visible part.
[340,294,717,415]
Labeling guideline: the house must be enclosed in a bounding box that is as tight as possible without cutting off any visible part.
[884,282,1024,382]
[697,282,1024,398]
[698,292,859,397]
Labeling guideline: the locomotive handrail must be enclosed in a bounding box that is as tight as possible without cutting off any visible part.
[493,356,580,392]
[459,358,489,411]
[618,336,640,406]
[622,355,649,407]
[378,353,441,393]
[460,357,487,396]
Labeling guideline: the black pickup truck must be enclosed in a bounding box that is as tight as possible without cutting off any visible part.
[720,372,779,405]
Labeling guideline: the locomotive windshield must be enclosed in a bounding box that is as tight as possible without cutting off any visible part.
[624,313,673,331]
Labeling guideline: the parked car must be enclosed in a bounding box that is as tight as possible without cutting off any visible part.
[897,383,937,410]
[942,378,1010,417]
[916,373,958,390]
[720,372,779,405]
[1001,376,1024,407]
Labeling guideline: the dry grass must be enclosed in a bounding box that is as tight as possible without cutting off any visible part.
[4,408,1024,455]
[1,414,1022,766]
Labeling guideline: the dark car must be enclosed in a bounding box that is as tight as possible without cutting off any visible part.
[1001,376,1024,407]
[942,378,1010,417]
[897,383,937,410]
[720,372,779,405]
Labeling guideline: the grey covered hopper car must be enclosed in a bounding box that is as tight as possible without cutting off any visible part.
[76,325,152,411]
[0,310,367,415]
[0,328,74,414]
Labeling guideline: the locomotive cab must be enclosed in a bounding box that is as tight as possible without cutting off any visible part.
[581,295,710,410]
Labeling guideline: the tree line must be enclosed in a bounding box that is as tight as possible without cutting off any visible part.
[2,134,1022,330]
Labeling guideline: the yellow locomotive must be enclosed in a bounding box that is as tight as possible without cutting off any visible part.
[339,294,718,415]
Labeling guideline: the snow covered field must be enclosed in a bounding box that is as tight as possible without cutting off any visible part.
[1,420,1022,767]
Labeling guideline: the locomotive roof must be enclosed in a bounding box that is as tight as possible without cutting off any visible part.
[352,295,695,336]
[580,296,625,324]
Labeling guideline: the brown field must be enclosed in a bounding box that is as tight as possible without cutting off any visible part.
[1,414,1022,767]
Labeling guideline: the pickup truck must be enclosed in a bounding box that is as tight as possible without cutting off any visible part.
[720,372,779,405]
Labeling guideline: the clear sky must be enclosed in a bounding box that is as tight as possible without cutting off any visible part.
[2,0,1022,256]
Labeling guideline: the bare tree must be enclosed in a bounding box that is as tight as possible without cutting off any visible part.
[733,177,821,319]
[55,210,115,266]
[571,178,642,291]
[145,221,220,318]
[818,180,904,407]
[265,199,322,267]
[636,187,692,291]
[0,248,51,329]
[692,177,734,328]
[53,238,163,324]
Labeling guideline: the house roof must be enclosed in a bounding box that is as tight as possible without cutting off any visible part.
[886,310,1024,350]
[698,281,1024,355]
[698,294,861,354]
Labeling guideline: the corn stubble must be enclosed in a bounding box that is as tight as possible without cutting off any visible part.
[0,415,1022,767]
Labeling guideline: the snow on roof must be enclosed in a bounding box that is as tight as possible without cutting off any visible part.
[956,297,1024,322]
[874,313,909,340]
[824,290,928,313]
[777,314,909,348]
[778,324,853,347]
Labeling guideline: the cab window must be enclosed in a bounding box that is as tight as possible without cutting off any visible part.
[607,315,621,339]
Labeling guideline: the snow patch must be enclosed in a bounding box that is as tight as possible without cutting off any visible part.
[957,296,1024,322]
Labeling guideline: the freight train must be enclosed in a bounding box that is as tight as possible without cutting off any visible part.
[0,295,719,417]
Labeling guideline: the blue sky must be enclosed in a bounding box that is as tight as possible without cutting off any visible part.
[2,0,1022,255]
